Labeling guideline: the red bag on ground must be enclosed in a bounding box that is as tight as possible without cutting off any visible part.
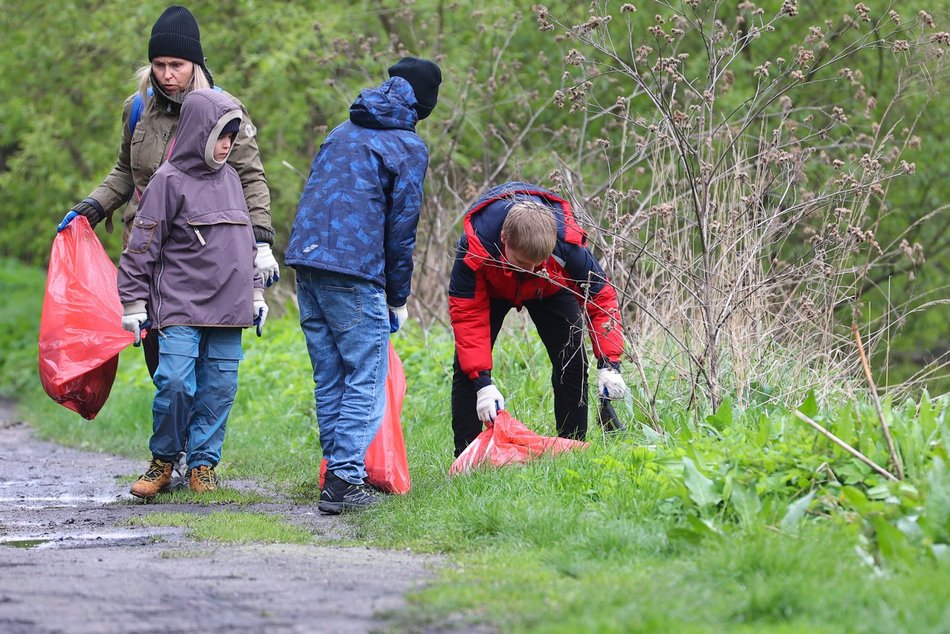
[319,342,411,494]
[38,215,133,419]
[449,411,589,476]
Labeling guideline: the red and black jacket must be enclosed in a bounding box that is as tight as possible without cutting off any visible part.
[448,182,624,384]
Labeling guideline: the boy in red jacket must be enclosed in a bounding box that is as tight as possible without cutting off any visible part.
[448,182,628,456]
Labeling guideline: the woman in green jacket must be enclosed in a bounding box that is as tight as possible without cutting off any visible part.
[70,4,278,376]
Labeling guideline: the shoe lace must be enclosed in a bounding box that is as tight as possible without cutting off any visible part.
[142,459,170,482]
[346,483,377,504]
[193,467,215,487]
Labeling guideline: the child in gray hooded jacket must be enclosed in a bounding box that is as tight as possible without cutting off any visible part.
[118,88,266,499]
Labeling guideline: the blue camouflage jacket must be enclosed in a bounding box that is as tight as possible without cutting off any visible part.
[285,77,429,306]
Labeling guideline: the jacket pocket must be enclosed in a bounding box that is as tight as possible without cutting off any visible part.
[126,217,159,254]
[185,209,249,248]
[185,209,250,227]
[128,125,146,164]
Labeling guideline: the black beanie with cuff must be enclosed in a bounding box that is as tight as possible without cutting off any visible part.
[149,5,204,66]
[388,57,442,120]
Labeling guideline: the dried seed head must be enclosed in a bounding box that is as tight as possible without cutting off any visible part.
[855,3,871,23]
[892,40,910,53]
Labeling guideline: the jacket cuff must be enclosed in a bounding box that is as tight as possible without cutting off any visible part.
[472,370,493,391]
[123,300,147,316]
[253,289,265,303]
[597,359,621,371]
[82,197,104,216]
[253,225,275,246]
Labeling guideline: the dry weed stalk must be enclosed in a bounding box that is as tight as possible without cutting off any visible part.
[852,321,904,478]
[792,409,898,481]
[536,1,947,412]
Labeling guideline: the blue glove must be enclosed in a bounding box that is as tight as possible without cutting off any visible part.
[56,210,79,233]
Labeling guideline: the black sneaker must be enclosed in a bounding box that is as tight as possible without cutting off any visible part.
[319,470,379,514]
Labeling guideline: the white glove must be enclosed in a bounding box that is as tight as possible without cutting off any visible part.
[475,384,505,423]
[388,303,408,332]
[253,290,268,336]
[121,304,148,346]
[254,243,280,287]
[597,367,628,400]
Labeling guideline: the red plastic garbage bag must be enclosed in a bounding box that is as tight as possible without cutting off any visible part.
[319,342,411,494]
[38,215,133,419]
[449,411,589,476]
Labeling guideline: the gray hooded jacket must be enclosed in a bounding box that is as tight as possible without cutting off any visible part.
[118,89,262,329]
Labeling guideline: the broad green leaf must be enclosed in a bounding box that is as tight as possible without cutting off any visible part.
[831,408,856,447]
[799,389,819,419]
[706,397,733,430]
[639,423,664,443]
[872,517,917,567]
[686,514,724,541]
[919,393,936,438]
[841,486,885,516]
[681,457,722,511]
[755,413,773,447]
[730,483,762,527]
[780,491,815,532]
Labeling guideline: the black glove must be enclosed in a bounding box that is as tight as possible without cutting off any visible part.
[72,198,106,227]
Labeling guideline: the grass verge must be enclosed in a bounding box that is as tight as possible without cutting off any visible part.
[8,259,950,632]
[129,511,313,545]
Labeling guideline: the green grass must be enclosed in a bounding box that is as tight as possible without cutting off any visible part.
[129,511,313,545]
[9,259,950,632]
[116,486,273,506]
[0,259,46,399]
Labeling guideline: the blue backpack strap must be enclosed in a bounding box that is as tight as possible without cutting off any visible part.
[127,85,222,135]
[128,87,151,136]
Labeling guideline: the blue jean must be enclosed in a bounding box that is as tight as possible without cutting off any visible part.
[296,268,389,485]
[150,326,243,470]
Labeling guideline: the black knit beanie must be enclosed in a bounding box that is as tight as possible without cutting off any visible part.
[148,5,204,65]
[388,57,442,120]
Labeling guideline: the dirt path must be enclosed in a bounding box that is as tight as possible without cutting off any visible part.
[0,401,443,634]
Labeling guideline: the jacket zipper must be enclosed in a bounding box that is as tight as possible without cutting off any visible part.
[194,228,206,245]
[154,231,170,328]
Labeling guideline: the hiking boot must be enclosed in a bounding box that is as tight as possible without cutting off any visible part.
[189,465,218,493]
[318,470,379,515]
[130,458,174,499]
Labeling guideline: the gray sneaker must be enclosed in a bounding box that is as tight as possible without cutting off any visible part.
[318,470,379,514]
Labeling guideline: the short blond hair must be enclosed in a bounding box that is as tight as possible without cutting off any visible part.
[501,201,557,263]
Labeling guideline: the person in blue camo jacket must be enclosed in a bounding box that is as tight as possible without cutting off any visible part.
[285,57,442,514]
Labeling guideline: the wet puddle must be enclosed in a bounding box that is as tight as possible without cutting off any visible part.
[0,531,167,550]
[3,539,48,548]
[0,495,121,508]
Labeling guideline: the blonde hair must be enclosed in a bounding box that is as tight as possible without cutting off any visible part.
[501,201,557,263]
[134,61,210,102]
